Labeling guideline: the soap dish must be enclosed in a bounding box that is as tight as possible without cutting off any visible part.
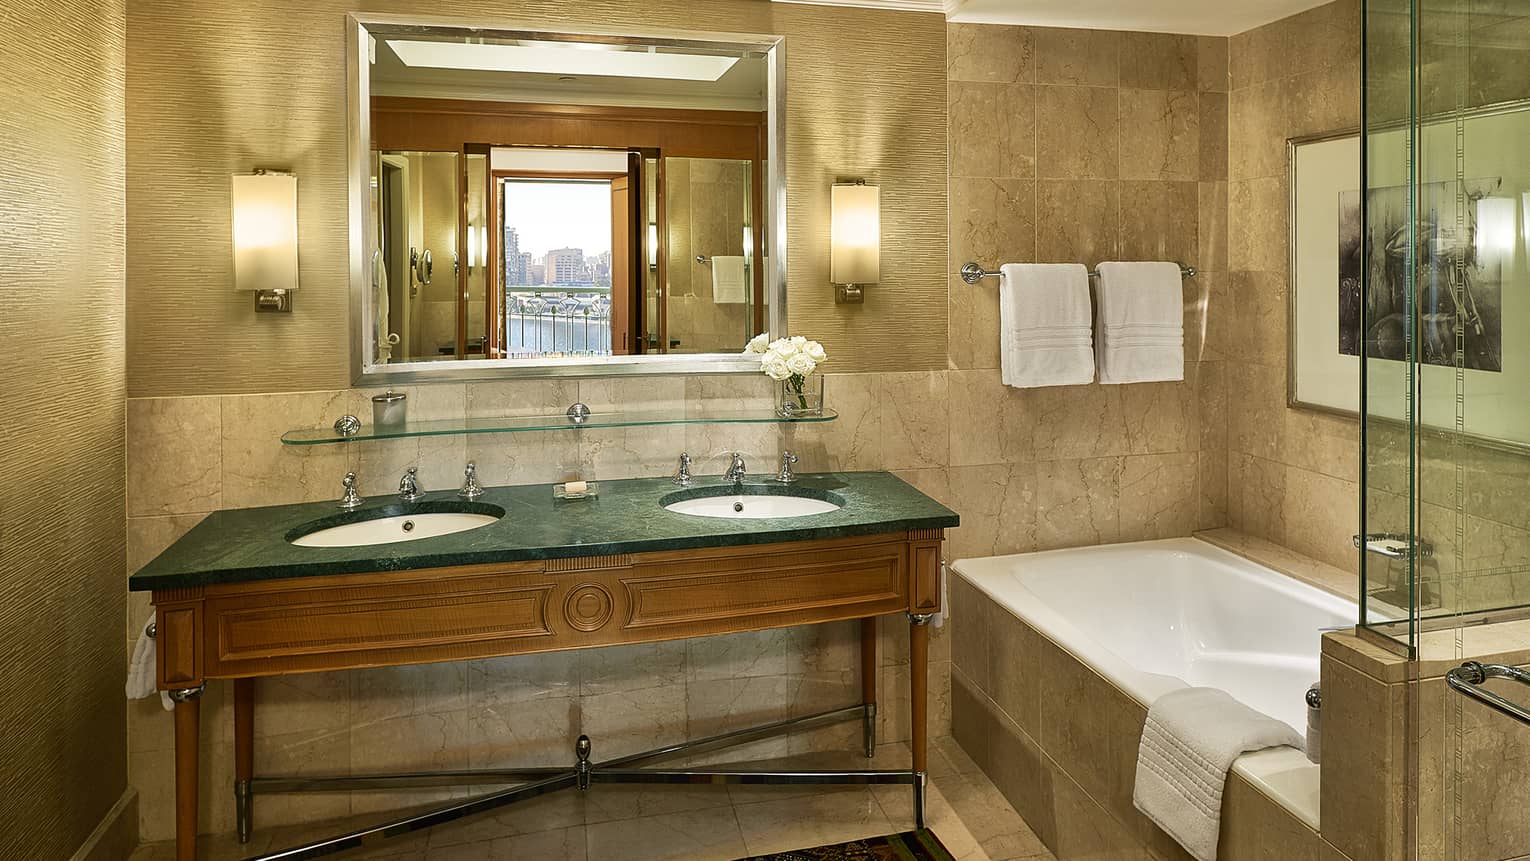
[553,482,599,500]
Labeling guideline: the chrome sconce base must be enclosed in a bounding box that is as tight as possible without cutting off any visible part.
[254,289,293,313]
[835,283,866,304]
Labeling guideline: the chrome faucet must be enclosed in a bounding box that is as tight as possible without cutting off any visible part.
[337,471,364,510]
[398,466,423,502]
[774,451,799,485]
[458,462,484,500]
[674,452,693,486]
[725,452,748,485]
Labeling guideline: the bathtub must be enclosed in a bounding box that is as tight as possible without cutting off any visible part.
[951,537,1357,832]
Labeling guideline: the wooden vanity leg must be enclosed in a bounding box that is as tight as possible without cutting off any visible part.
[860,617,878,757]
[234,678,254,843]
[170,685,205,861]
[909,613,933,828]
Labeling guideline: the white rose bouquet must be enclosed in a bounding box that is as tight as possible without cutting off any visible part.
[744,333,828,415]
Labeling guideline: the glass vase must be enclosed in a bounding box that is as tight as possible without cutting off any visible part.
[777,374,824,418]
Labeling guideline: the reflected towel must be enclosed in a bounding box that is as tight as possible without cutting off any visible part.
[999,263,1094,388]
[1134,687,1303,861]
[1094,261,1184,384]
[126,616,172,711]
[711,256,748,304]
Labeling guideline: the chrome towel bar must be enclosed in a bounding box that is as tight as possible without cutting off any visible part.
[960,261,1196,285]
[1446,661,1530,727]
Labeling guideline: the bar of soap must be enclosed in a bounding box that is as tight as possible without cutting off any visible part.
[564,480,588,495]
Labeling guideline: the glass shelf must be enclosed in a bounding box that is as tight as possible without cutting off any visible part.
[281,408,838,446]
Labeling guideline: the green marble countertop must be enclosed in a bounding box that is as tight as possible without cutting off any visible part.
[128,471,958,591]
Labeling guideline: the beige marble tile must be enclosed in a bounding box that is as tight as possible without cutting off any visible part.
[1118,91,1199,182]
[1319,658,1406,861]
[997,84,1040,180]
[1035,180,1119,266]
[1281,465,1359,573]
[1226,361,1286,461]
[585,801,747,861]
[950,576,993,690]
[1198,447,1229,532]
[128,396,222,515]
[951,177,1037,272]
[784,373,881,472]
[947,368,1034,467]
[734,790,894,856]
[1287,63,1360,140]
[465,379,580,488]
[1030,385,1129,461]
[1034,457,1122,550]
[1045,759,1151,861]
[126,513,207,637]
[949,23,1036,84]
[1036,86,1119,180]
[880,370,951,471]
[948,462,1038,560]
[1118,181,1199,275]
[1197,183,1229,277]
[1195,361,1227,454]
[580,683,688,760]
[1035,28,1119,87]
[349,662,468,728]
[1199,92,1229,182]
[221,390,354,508]
[1229,20,1292,91]
[987,609,1042,739]
[1120,33,1197,91]
[951,81,1001,179]
[1198,36,1230,94]
[1230,269,1288,370]
[1228,80,1289,182]
[948,274,1003,371]
[1228,452,1288,543]
[1118,452,1199,541]
[1282,409,1359,484]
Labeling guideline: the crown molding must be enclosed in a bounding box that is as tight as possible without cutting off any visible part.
[770,0,954,15]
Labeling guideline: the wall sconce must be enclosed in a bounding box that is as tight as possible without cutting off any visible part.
[831,180,879,304]
[231,170,298,312]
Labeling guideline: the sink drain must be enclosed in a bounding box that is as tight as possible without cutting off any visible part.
[733,501,744,513]
[401,520,415,533]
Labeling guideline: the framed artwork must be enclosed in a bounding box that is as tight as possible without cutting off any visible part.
[1287,110,1527,449]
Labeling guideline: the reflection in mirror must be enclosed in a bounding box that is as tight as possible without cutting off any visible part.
[351,17,783,379]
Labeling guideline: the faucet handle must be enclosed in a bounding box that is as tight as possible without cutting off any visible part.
[775,451,799,485]
[338,471,365,510]
[458,462,484,500]
[399,466,423,502]
[674,452,693,486]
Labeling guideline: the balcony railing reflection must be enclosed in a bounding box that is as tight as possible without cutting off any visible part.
[505,290,613,358]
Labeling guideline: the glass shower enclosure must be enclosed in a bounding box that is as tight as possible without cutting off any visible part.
[1360,1,1530,858]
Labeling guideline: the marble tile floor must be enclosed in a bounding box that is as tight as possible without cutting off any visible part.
[128,737,1053,861]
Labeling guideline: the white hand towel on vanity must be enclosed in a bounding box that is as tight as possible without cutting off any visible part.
[1134,687,1304,861]
[1094,261,1184,384]
[998,263,1094,388]
[126,616,173,711]
[710,256,748,304]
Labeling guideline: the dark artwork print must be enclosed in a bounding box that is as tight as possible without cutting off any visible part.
[1337,178,1504,372]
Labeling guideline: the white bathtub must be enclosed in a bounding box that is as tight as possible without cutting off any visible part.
[952,537,1357,828]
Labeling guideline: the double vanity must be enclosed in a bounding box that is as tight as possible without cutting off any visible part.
[131,469,957,860]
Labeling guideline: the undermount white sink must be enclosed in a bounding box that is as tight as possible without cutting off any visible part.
[663,493,842,520]
[291,511,501,548]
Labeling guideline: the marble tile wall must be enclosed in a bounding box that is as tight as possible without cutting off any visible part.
[946,22,1230,548]
[1224,0,1364,574]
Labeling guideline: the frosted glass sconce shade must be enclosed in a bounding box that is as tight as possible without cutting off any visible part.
[232,171,298,311]
[831,182,879,304]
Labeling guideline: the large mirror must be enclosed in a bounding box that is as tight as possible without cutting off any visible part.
[347,15,786,382]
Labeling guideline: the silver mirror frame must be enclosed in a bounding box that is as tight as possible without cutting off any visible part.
[346,13,787,384]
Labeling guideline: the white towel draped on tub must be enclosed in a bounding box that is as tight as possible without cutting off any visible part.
[998,263,1094,388]
[710,256,748,304]
[1134,687,1303,861]
[1094,261,1184,384]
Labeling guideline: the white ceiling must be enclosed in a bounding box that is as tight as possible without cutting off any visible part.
[773,0,1334,36]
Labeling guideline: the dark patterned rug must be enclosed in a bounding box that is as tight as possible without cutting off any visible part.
[734,829,955,861]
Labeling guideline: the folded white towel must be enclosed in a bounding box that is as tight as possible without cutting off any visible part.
[999,263,1094,388]
[1134,687,1303,861]
[710,256,748,304]
[1094,261,1184,384]
[126,616,173,712]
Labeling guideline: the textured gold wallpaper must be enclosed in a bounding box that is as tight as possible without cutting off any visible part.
[0,0,130,856]
[126,0,948,396]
